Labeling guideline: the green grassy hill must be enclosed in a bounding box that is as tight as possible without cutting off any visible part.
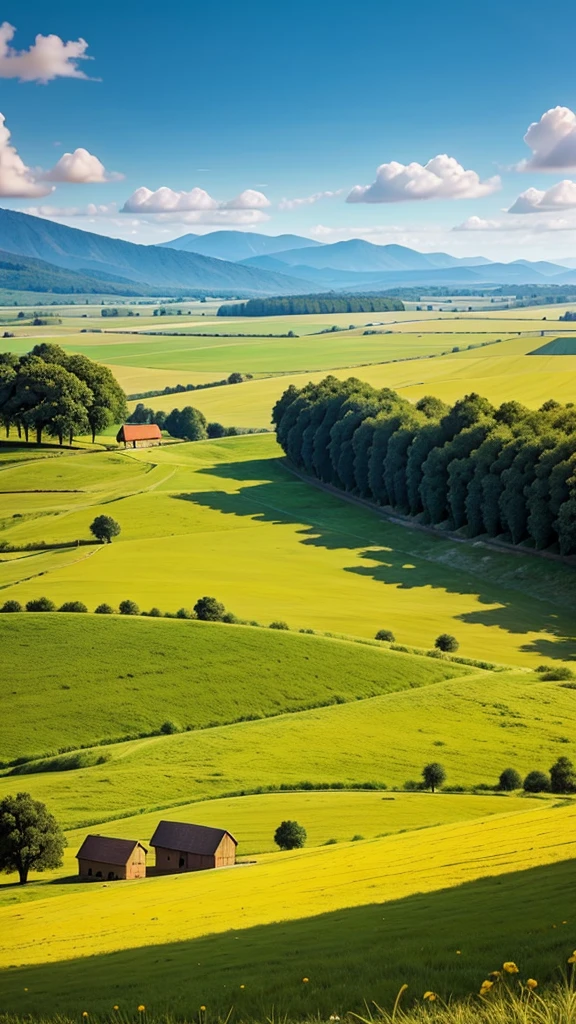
[0,615,467,763]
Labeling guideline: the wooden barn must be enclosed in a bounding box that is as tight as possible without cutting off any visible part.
[76,835,147,881]
[116,423,162,448]
[150,820,237,872]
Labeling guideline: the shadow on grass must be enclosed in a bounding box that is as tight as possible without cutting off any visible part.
[3,859,575,1016]
[173,456,576,649]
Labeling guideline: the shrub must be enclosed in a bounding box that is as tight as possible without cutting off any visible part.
[375,629,395,642]
[90,515,121,544]
[435,633,459,653]
[194,596,225,621]
[222,611,239,623]
[422,762,446,792]
[269,620,289,630]
[25,597,55,612]
[351,834,364,841]
[498,767,522,791]
[160,720,179,735]
[95,603,114,614]
[119,599,139,616]
[323,838,338,845]
[148,607,162,617]
[58,601,87,613]
[539,666,575,681]
[523,769,551,793]
[550,756,576,794]
[175,607,193,619]
[0,600,22,613]
[274,820,307,850]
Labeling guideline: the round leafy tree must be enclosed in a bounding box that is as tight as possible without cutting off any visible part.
[498,767,522,791]
[523,770,551,793]
[550,756,576,794]
[434,633,459,653]
[274,820,307,851]
[375,629,395,642]
[0,792,66,885]
[90,515,121,544]
[194,596,225,621]
[0,600,22,613]
[59,601,87,613]
[95,603,114,614]
[26,597,55,612]
[422,762,446,793]
[119,599,140,616]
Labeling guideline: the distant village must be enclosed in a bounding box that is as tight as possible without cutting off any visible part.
[76,821,237,881]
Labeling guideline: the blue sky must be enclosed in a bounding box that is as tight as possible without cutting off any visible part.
[3,0,576,259]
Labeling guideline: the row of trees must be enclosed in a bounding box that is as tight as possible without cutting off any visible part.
[273,376,576,555]
[218,295,405,317]
[0,343,126,445]
[128,402,266,441]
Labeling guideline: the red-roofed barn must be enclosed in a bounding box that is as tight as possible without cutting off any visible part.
[116,423,162,448]
[150,821,237,872]
[76,835,147,880]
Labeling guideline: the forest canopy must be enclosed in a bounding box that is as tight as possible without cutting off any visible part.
[217,294,405,317]
[273,376,576,556]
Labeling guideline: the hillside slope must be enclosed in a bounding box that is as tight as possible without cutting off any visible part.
[0,209,310,294]
[0,249,150,296]
[159,230,322,260]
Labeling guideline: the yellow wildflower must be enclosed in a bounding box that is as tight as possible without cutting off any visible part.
[423,991,436,1002]
[489,971,502,980]
[503,962,519,974]
[456,950,461,955]
[200,1007,206,1012]
[302,977,309,983]
[138,1006,145,1013]
[113,1007,119,1012]
[82,1014,88,1019]
[479,980,493,995]
[526,979,538,990]
[568,951,576,964]
[240,985,245,990]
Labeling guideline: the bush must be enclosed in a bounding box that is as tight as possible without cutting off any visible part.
[175,607,193,619]
[435,633,459,653]
[119,599,140,616]
[498,767,522,791]
[550,756,576,794]
[95,603,114,614]
[194,596,225,621]
[523,769,551,793]
[160,720,179,735]
[274,820,307,850]
[59,601,87,613]
[375,629,395,642]
[222,611,239,623]
[148,607,162,617]
[207,422,227,438]
[26,597,56,612]
[269,620,289,630]
[0,600,22,613]
[539,666,575,681]
[422,762,446,792]
[351,834,364,841]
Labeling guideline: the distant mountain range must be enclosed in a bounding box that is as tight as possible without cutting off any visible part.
[0,210,575,296]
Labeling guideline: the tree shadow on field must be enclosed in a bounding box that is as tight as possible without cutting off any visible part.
[173,457,576,649]
[2,859,575,1016]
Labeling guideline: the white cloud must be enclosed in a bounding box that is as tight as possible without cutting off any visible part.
[43,148,122,183]
[278,189,345,211]
[453,214,576,233]
[25,203,117,218]
[519,107,576,171]
[0,113,53,197]
[347,155,500,204]
[507,179,576,213]
[121,186,270,223]
[0,22,93,83]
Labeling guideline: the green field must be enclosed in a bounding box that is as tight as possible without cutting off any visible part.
[528,337,576,355]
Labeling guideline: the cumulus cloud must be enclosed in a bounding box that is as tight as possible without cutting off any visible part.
[453,214,576,233]
[0,113,53,197]
[347,155,501,204]
[278,189,345,211]
[0,22,93,83]
[519,107,576,171]
[508,180,576,213]
[121,186,270,223]
[42,148,122,183]
[24,203,117,218]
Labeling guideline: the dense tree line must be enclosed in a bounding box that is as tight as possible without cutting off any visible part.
[217,294,405,317]
[273,376,576,555]
[0,343,126,445]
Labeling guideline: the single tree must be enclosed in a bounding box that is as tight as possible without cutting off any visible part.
[550,756,576,794]
[59,601,87,613]
[90,515,121,544]
[375,629,395,642]
[194,596,225,621]
[422,762,446,792]
[119,599,139,616]
[274,820,307,850]
[0,792,66,885]
[0,600,22,613]
[26,597,55,612]
[498,767,522,791]
[435,633,459,653]
[95,603,114,614]
[523,770,551,793]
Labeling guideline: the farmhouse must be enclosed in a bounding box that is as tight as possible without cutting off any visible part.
[76,835,147,881]
[150,820,237,872]
[116,423,162,447]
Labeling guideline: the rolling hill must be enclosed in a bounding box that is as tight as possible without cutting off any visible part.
[158,230,322,261]
[0,209,310,295]
[0,250,152,296]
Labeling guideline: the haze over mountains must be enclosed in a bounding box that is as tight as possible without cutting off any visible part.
[1,208,576,296]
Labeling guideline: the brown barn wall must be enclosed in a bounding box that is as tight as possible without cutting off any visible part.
[154,842,236,873]
[214,834,236,868]
[78,847,146,881]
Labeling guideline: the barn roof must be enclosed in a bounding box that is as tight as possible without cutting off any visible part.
[150,820,237,855]
[116,423,162,442]
[76,835,147,865]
